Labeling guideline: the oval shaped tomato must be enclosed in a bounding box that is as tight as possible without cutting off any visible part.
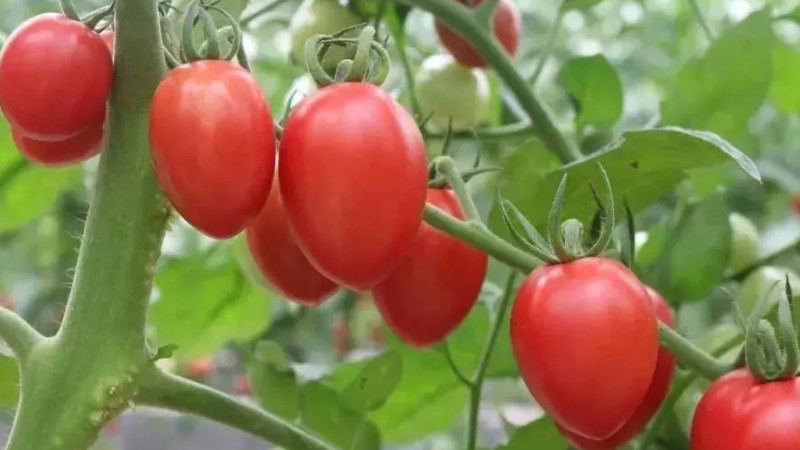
[727,213,759,275]
[11,120,104,166]
[288,0,362,71]
[246,176,337,305]
[510,257,659,439]
[414,54,490,131]
[373,189,488,347]
[558,286,676,449]
[691,369,800,450]
[279,83,427,291]
[434,0,521,68]
[149,60,276,239]
[0,14,112,140]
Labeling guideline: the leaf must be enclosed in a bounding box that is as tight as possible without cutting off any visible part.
[248,341,300,420]
[339,351,402,412]
[558,54,623,129]
[149,248,272,357]
[495,416,567,450]
[0,117,81,232]
[301,382,381,450]
[0,354,19,408]
[769,41,800,113]
[490,128,759,240]
[562,0,606,11]
[660,10,774,147]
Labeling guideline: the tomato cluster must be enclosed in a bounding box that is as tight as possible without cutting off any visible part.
[0,14,113,165]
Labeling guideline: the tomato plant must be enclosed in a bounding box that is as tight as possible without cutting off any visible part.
[149,60,276,239]
[288,0,362,71]
[727,212,759,274]
[434,0,521,68]
[373,188,488,347]
[414,54,490,131]
[246,176,337,305]
[0,14,112,140]
[279,82,427,291]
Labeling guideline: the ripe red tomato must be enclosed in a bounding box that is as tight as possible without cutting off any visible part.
[691,369,800,450]
[373,189,488,347]
[246,176,338,305]
[11,120,103,166]
[233,376,252,396]
[185,356,215,380]
[100,30,114,54]
[510,257,659,439]
[558,286,676,449]
[149,60,276,239]
[279,83,427,291]
[0,14,112,140]
[434,0,521,68]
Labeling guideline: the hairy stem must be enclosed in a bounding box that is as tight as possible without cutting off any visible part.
[658,321,728,380]
[0,308,42,364]
[529,5,565,85]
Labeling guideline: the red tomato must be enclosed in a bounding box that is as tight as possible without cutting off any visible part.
[246,176,337,305]
[434,0,521,68]
[0,296,14,311]
[185,356,215,380]
[510,257,659,439]
[279,83,427,291]
[373,189,487,347]
[690,369,800,450]
[12,120,103,166]
[100,30,114,54]
[558,287,676,449]
[149,60,276,239]
[0,14,112,140]
[233,376,252,396]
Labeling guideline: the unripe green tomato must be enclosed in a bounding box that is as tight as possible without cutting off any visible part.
[727,213,759,274]
[738,266,800,317]
[414,54,490,131]
[288,0,361,71]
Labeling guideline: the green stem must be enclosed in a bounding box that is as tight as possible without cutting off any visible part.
[0,158,30,191]
[658,321,728,380]
[393,0,579,163]
[466,271,518,450]
[687,0,714,41]
[435,157,484,225]
[440,341,473,387]
[137,368,339,450]
[241,0,294,27]
[529,5,565,85]
[386,7,423,120]
[0,308,42,364]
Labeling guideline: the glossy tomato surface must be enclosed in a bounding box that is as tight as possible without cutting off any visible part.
[434,0,521,68]
[0,14,112,140]
[559,286,676,449]
[373,189,488,347]
[279,82,427,291]
[246,176,337,305]
[510,257,658,439]
[691,369,800,450]
[12,120,103,166]
[149,60,276,239]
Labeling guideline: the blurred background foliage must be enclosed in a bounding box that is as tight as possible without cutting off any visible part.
[1,0,800,448]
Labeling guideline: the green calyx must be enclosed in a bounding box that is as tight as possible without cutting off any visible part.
[304,25,390,87]
[60,0,116,30]
[740,277,800,382]
[171,0,244,67]
[499,164,615,264]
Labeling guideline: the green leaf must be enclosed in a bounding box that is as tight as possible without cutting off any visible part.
[660,10,774,147]
[150,248,271,357]
[0,354,19,408]
[248,341,300,420]
[301,382,381,450]
[0,117,81,232]
[562,0,606,11]
[338,351,402,412]
[496,416,567,450]
[490,128,759,239]
[769,41,800,113]
[558,54,623,129]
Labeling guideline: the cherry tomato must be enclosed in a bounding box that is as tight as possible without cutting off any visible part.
[246,176,338,305]
[727,213,759,275]
[233,376,252,396]
[434,0,521,68]
[414,54,490,131]
[149,60,276,239]
[279,83,427,291]
[0,14,112,140]
[288,0,361,71]
[690,369,800,450]
[11,120,103,166]
[185,356,215,380]
[373,189,487,347]
[100,30,114,54]
[558,286,676,449]
[510,257,659,439]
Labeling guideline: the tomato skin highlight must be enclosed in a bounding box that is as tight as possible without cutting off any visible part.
[690,369,800,450]
[434,0,521,68]
[0,14,112,140]
[149,60,276,239]
[510,257,659,439]
[279,83,428,291]
[373,189,488,347]
[12,120,104,166]
[558,287,676,449]
[246,178,338,305]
